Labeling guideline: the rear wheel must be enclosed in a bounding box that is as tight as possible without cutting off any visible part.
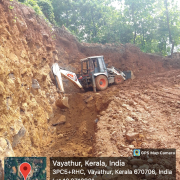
[114,75,124,84]
[95,75,108,91]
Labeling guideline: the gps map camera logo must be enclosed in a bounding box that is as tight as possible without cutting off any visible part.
[133,149,140,156]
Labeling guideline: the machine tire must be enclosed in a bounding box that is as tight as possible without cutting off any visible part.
[114,75,124,85]
[95,75,108,91]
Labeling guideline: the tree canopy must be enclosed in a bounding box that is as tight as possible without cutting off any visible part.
[19,0,180,56]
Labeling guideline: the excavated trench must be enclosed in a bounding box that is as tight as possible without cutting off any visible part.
[41,90,115,179]
[42,90,113,158]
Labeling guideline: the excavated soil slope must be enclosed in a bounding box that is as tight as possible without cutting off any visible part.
[0,0,59,173]
[0,0,180,179]
[43,69,180,179]
[54,28,180,77]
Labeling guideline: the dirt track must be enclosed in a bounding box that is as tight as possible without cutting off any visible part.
[42,69,180,178]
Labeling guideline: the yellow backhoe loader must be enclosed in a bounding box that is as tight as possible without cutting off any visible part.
[51,56,132,108]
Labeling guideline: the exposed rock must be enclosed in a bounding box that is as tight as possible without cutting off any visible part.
[85,96,94,103]
[16,18,28,32]
[125,132,139,141]
[0,138,15,179]
[52,115,66,126]
[128,145,135,149]
[49,126,56,134]
[12,126,26,148]
[100,111,106,116]
[88,147,93,154]
[126,116,135,122]
[58,134,64,138]
[43,33,49,39]
[0,138,7,150]
[32,79,41,89]
[97,152,102,156]
[21,6,31,16]
[66,123,71,128]
[0,160,3,179]
[0,82,5,94]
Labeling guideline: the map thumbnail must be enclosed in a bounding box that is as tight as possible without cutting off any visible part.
[4,157,46,180]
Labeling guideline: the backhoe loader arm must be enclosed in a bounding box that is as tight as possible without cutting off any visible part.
[52,63,65,93]
[51,63,82,109]
[51,63,83,92]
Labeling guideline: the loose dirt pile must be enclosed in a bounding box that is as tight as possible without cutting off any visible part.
[0,0,180,179]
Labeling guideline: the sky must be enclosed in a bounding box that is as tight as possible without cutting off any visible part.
[111,0,180,10]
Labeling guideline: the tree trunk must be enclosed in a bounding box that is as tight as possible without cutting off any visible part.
[131,3,136,44]
[66,10,69,27]
[164,0,174,57]
[133,29,136,44]
[142,28,145,48]
[171,41,174,58]
[91,8,97,39]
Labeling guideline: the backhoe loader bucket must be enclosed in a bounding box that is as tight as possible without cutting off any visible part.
[123,70,134,80]
[55,96,69,108]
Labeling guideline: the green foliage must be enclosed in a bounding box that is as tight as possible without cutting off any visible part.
[37,0,55,23]
[22,0,43,15]
[18,0,55,24]
[18,0,180,55]
[9,5,14,9]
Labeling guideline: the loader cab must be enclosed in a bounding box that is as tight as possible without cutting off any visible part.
[79,56,109,92]
[80,56,108,77]
[79,55,127,92]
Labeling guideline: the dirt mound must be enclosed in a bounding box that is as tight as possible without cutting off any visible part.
[54,27,180,78]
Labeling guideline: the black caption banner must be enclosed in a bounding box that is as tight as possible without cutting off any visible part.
[50,149,176,180]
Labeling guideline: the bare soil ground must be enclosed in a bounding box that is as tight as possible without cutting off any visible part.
[42,69,180,179]
[95,69,180,178]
